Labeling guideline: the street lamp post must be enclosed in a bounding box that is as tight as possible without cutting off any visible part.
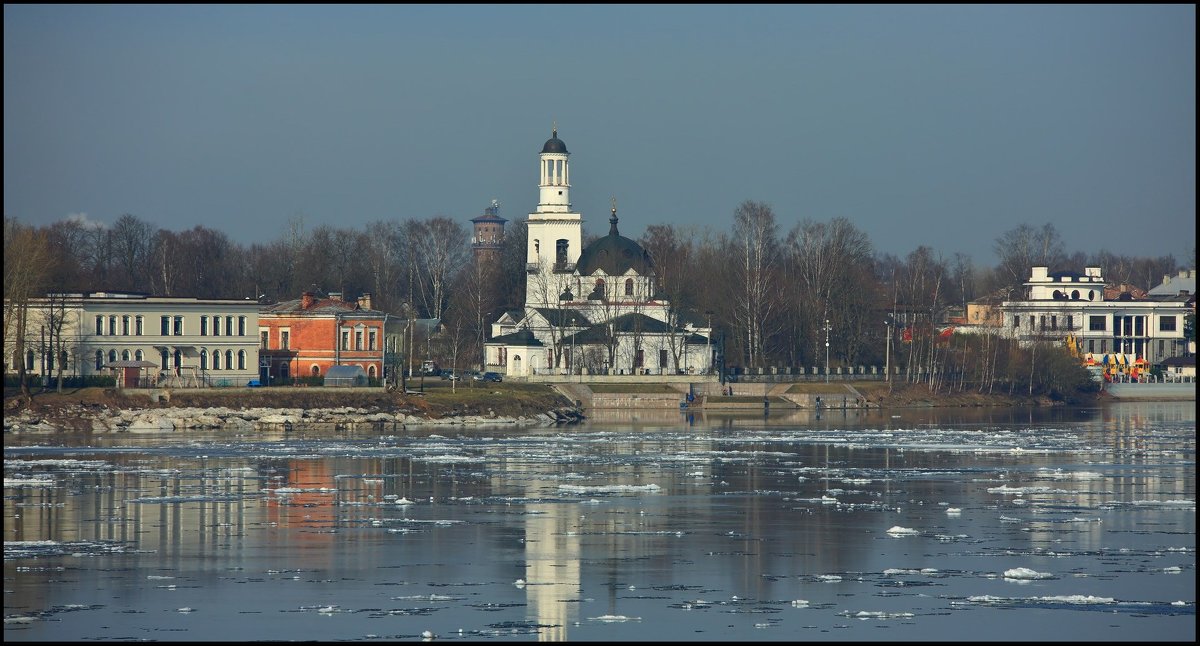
[705,310,713,376]
[824,319,831,384]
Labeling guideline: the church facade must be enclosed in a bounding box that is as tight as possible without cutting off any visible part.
[484,128,714,378]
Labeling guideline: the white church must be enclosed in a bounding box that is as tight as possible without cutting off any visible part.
[484,127,715,378]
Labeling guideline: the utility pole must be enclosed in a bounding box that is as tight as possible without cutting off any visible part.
[824,318,831,384]
[885,319,892,383]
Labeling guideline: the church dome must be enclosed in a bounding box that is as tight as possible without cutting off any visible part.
[541,128,569,154]
[575,208,653,276]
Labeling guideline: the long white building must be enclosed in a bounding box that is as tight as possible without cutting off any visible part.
[5,291,261,387]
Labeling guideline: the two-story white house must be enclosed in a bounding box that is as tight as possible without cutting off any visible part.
[5,291,261,387]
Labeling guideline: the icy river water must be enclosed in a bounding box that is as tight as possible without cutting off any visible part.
[4,402,1195,642]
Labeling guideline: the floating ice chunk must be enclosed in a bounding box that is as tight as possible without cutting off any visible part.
[1161,566,1182,574]
[945,508,962,515]
[396,497,414,505]
[176,607,195,613]
[1003,567,1054,580]
[791,599,809,607]
[886,526,919,536]
[817,575,842,582]
[1172,601,1187,606]
[514,579,526,588]
[590,615,640,622]
[421,630,435,639]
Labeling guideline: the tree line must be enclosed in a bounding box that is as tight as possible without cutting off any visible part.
[5,206,1191,399]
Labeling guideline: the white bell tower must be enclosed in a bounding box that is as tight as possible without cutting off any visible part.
[526,124,583,308]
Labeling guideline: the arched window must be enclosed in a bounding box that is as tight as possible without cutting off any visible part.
[95,350,103,371]
[200,350,208,371]
[225,350,233,370]
[122,350,130,361]
[27,350,36,370]
[173,349,182,369]
[135,349,143,362]
[237,350,246,370]
[212,351,221,370]
[109,349,118,364]
[368,365,376,378]
[160,349,168,370]
[625,278,634,296]
[311,365,320,376]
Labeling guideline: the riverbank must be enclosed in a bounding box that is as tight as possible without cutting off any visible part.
[2,382,583,433]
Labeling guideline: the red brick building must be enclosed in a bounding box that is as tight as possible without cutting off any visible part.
[258,292,388,384]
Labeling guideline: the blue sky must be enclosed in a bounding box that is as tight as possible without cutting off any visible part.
[4,4,1195,266]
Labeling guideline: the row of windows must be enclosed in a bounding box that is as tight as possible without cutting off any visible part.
[258,327,381,352]
[92,348,250,371]
[94,314,248,337]
[1012,314,1178,334]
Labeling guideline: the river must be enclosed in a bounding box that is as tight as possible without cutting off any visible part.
[3,402,1194,641]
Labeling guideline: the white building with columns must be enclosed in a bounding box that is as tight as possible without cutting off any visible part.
[998,266,1194,365]
[486,127,714,378]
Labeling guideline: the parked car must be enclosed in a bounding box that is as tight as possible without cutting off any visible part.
[439,370,459,381]
[479,371,503,382]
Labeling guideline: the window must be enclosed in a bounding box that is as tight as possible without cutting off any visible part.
[238,350,246,371]
[95,350,103,371]
[225,316,233,336]
[1066,315,1073,330]
[173,316,183,336]
[174,349,181,369]
[161,349,169,370]
[136,316,143,335]
[1160,316,1177,332]
[281,330,290,350]
[212,351,221,370]
[122,316,130,335]
[1050,315,1057,330]
[261,331,269,349]
[212,315,220,336]
[122,349,130,361]
[341,330,350,351]
[1012,316,1019,328]
[1158,340,1165,356]
[201,316,208,336]
[109,315,117,335]
[1100,340,1107,353]
[135,350,143,362]
[161,316,170,335]
[355,330,363,351]
[95,316,103,336]
[1088,316,1106,331]
[238,316,246,336]
[311,365,320,376]
[368,329,377,351]
[1088,340,1095,353]
[200,350,208,370]
[625,278,634,296]
[225,350,233,370]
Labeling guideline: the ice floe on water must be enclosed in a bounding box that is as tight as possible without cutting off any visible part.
[886,526,920,536]
[1003,567,1056,580]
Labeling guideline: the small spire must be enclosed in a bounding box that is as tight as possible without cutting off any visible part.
[609,196,619,236]
[552,120,557,138]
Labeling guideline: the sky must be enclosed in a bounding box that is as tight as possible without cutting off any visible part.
[4,4,1195,267]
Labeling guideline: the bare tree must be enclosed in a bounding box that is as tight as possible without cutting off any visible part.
[109,214,156,291]
[4,217,52,399]
[726,200,781,369]
[994,223,1066,288]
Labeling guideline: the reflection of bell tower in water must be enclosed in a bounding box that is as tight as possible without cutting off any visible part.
[525,125,583,309]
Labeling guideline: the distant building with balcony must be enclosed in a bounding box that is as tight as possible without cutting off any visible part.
[999,266,1194,365]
